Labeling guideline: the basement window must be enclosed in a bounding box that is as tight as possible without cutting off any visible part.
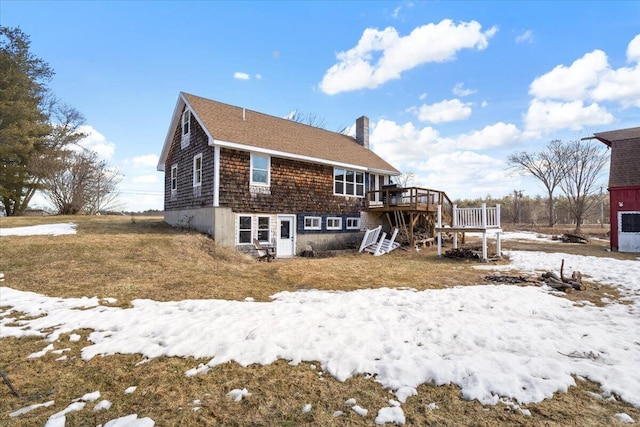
[346,218,361,230]
[304,216,321,230]
[257,216,270,242]
[326,217,342,230]
[238,216,252,244]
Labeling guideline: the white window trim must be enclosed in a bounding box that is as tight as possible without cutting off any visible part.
[304,216,321,230]
[257,216,271,243]
[250,153,270,187]
[193,153,203,187]
[170,164,178,192]
[333,168,365,198]
[182,110,190,136]
[181,110,191,149]
[326,217,342,231]
[238,215,252,245]
[346,217,361,230]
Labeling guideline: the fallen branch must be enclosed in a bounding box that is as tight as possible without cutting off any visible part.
[0,368,21,398]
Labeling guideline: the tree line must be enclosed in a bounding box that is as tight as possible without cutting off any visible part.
[0,26,121,216]
[454,191,610,230]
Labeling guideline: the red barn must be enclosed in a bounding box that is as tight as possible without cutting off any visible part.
[593,127,640,253]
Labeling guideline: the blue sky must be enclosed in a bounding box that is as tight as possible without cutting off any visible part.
[3,1,639,211]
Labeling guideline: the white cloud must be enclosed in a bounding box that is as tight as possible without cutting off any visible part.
[410,99,472,123]
[452,82,476,97]
[234,72,250,80]
[132,154,159,168]
[515,30,533,44]
[369,118,519,199]
[627,34,640,63]
[132,175,159,184]
[319,20,498,95]
[255,73,262,80]
[419,93,427,100]
[524,99,614,133]
[456,122,522,150]
[529,50,609,101]
[74,125,115,160]
[481,101,488,108]
[591,65,640,108]
[525,34,640,132]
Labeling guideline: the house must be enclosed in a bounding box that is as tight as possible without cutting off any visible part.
[592,126,640,253]
[157,92,401,257]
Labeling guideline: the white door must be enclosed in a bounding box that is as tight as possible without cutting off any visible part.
[277,215,295,257]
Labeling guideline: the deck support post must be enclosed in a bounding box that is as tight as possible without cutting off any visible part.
[437,204,442,257]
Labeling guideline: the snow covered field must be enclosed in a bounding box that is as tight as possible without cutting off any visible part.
[1,223,638,425]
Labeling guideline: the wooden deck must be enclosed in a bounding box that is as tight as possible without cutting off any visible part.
[365,187,453,248]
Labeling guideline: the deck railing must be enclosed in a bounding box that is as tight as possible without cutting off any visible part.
[453,203,501,229]
[366,187,452,219]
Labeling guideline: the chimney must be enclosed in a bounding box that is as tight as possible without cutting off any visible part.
[355,116,369,149]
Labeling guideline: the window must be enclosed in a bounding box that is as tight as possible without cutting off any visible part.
[251,153,270,186]
[346,218,361,230]
[182,110,190,136]
[326,217,342,230]
[257,216,270,242]
[170,165,178,192]
[304,216,321,230]
[193,153,203,187]
[181,110,191,148]
[238,216,252,244]
[621,212,640,233]
[334,168,364,197]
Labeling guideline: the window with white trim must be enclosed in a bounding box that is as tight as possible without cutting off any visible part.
[250,153,270,186]
[621,212,640,232]
[346,218,360,230]
[170,164,178,192]
[334,168,364,197]
[304,216,321,230]
[181,110,191,148]
[326,217,342,230]
[257,216,270,242]
[193,153,203,187]
[238,216,252,244]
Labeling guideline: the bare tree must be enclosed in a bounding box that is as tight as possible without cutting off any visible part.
[559,140,608,233]
[43,149,122,214]
[395,171,416,188]
[508,140,569,226]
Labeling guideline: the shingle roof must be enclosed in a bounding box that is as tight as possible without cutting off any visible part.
[592,127,640,187]
[158,92,399,174]
[593,127,640,146]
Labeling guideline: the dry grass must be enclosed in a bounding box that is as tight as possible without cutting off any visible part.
[1,215,638,426]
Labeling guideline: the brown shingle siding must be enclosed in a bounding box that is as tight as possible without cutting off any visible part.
[164,107,214,210]
[218,149,363,214]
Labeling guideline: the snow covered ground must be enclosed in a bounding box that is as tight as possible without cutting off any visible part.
[466,230,557,242]
[0,222,77,237]
[1,223,638,425]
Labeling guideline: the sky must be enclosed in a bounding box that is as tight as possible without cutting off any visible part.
[2,224,640,423]
[2,1,639,212]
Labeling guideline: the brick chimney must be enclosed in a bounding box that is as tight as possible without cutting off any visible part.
[355,116,369,149]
